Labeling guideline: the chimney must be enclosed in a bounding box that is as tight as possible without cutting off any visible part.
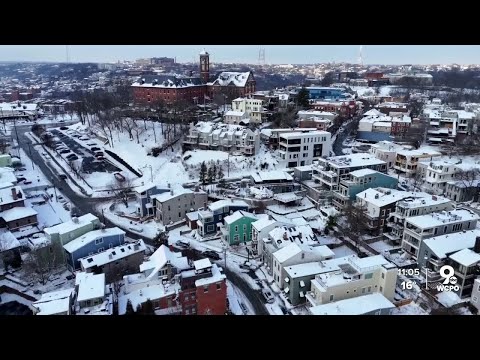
[72,216,79,224]
[283,232,288,240]
[474,237,480,254]
[11,188,17,200]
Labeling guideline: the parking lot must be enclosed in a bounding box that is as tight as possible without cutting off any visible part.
[49,128,120,174]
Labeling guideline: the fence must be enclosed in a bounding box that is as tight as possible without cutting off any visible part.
[104,149,143,178]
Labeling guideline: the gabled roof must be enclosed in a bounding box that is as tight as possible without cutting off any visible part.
[139,244,189,280]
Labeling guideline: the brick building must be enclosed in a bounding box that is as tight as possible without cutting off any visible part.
[132,50,256,105]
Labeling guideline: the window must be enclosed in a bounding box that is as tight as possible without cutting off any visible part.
[219,215,222,221]
[98,247,104,253]
[362,287,366,294]
[473,296,478,303]
[381,273,385,279]
[235,225,238,232]
[216,283,221,291]
[179,212,181,218]
[95,238,103,245]
[365,273,373,279]
[243,233,247,242]
[243,224,247,231]
[186,309,190,315]
[204,286,209,293]
[329,294,334,302]
[368,286,372,292]
[380,286,383,292]
[109,243,113,249]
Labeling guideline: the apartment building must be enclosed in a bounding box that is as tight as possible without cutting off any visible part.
[385,195,453,244]
[370,141,408,169]
[183,121,260,155]
[197,199,249,237]
[394,149,441,176]
[312,153,387,192]
[231,97,264,123]
[277,130,331,168]
[261,128,317,149]
[401,208,479,258]
[224,110,248,125]
[305,255,397,307]
[333,169,398,210]
[445,179,480,202]
[426,109,475,143]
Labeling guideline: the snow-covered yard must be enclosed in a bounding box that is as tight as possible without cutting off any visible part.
[370,240,397,253]
[332,245,357,257]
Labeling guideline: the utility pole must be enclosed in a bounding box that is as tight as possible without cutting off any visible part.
[223,244,227,270]
[227,151,230,177]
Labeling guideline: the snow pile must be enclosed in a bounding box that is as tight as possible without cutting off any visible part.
[436,291,462,308]
[248,186,273,199]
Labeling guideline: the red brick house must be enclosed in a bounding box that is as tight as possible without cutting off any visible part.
[0,207,38,231]
[193,259,227,315]
[132,50,256,105]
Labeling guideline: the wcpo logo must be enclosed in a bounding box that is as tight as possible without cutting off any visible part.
[436,265,459,292]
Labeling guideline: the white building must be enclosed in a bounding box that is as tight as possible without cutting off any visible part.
[370,141,409,169]
[385,195,453,243]
[306,255,397,306]
[277,130,331,168]
[32,288,75,315]
[224,110,248,125]
[75,272,113,315]
[309,293,395,315]
[183,121,260,155]
[312,153,387,191]
[297,110,336,121]
[358,114,392,132]
[253,217,292,257]
[401,208,479,258]
[272,242,334,290]
[231,97,264,123]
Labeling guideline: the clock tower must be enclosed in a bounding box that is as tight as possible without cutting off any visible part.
[199,49,210,83]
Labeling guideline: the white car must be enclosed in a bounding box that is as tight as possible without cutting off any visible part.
[262,289,275,304]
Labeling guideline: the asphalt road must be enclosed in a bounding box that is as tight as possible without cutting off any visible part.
[16,123,269,314]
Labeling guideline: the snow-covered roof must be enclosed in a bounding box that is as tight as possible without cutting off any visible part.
[225,111,246,117]
[373,121,391,128]
[0,207,37,222]
[357,188,422,208]
[251,171,293,183]
[208,71,251,87]
[76,272,105,302]
[252,217,276,232]
[0,229,20,252]
[268,224,317,248]
[224,210,257,225]
[140,244,190,280]
[0,102,38,112]
[424,230,480,259]
[194,258,212,271]
[185,211,198,221]
[80,240,146,270]
[0,168,17,185]
[449,248,480,267]
[151,186,193,203]
[273,192,302,203]
[134,183,167,194]
[63,227,125,253]
[392,115,412,123]
[118,282,179,315]
[350,254,390,270]
[323,153,386,169]
[0,186,24,206]
[32,288,74,315]
[208,199,249,212]
[132,74,204,89]
[397,195,451,209]
[363,109,382,117]
[349,168,380,178]
[406,209,478,230]
[309,293,394,315]
[195,263,226,287]
[44,213,99,236]
[397,149,441,157]
[279,130,330,138]
[447,179,480,188]
[28,236,51,250]
[313,245,335,258]
[285,261,336,278]
[370,140,407,152]
[273,242,302,263]
[298,110,335,117]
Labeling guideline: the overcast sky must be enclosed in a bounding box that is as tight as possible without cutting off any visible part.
[1,45,479,65]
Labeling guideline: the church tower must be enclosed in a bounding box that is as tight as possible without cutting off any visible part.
[199,49,210,83]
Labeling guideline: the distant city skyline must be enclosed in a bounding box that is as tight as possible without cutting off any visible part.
[1,45,480,65]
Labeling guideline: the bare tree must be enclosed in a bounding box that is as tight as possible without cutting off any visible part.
[108,178,134,207]
[341,201,369,250]
[23,248,59,285]
[121,117,137,140]
[132,119,146,144]
[453,168,480,201]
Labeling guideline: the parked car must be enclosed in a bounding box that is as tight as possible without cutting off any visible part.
[202,250,221,260]
[16,177,26,183]
[58,174,68,180]
[175,240,190,249]
[60,126,69,130]
[66,155,79,161]
[24,181,32,185]
[183,154,192,161]
[79,136,90,141]
[59,149,70,154]
[91,147,101,152]
[86,142,96,147]
[262,289,275,304]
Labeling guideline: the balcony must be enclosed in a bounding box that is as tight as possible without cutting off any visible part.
[305,291,318,307]
[384,232,401,241]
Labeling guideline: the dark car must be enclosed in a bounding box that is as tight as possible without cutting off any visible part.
[91,147,101,152]
[60,126,69,130]
[58,174,68,180]
[202,250,221,260]
[66,155,79,161]
[16,177,26,183]
[24,181,32,185]
[59,149,70,154]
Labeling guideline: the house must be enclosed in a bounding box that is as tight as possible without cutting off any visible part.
[152,185,207,225]
[137,244,190,283]
[370,141,409,169]
[183,121,260,155]
[272,242,334,291]
[75,272,113,315]
[197,199,249,237]
[260,224,319,275]
[333,169,398,210]
[277,130,331,168]
[309,293,395,315]
[231,97,264,123]
[224,110,248,125]
[391,115,412,137]
[0,229,21,270]
[79,240,147,283]
[0,167,18,185]
[0,186,25,211]
[261,128,317,150]
[134,183,170,218]
[185,211,199,230]
[32,288,75,315]
[193,259,227,315]
[310,99,357,118]
[44,213,100,247]
[306,255,398,307]
[470,278,480,312]
[356,188,427,234]
[420,232,480,298]
[312,153,387,192]
[401,208,479,258]
[297,110,336,121]
[297,117,332,131]
[0,154,12,168]
[394,149,441,176]
[63,227,126,272]
[293,165,314,182]
[385,195,453,244]
[252,217,292,257]
[250,170,297,194]
[445,179,480,202]
[0,207,38,231]
[221,210,258,245]
[304,87,346,101]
